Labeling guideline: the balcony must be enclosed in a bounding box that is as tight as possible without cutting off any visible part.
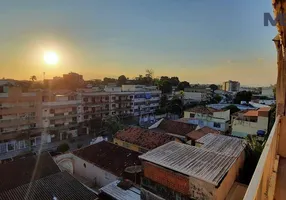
[243,116,286,200]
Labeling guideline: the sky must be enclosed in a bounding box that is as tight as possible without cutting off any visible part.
[0,0,277,86]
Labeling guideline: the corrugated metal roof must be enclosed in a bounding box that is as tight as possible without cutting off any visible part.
[196,134,245,157]
[100,180,140,200]
[0,172,98,200]
[139,141,243,186]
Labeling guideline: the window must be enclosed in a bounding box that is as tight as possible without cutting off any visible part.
[213,122,221,128]
[189,113,195,118]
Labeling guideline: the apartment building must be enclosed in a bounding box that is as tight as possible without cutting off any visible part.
[42,92,81,143]
[222,80,240,92]
[0,87,42,154]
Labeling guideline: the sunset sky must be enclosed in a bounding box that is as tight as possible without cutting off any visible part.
[0,0,277,86]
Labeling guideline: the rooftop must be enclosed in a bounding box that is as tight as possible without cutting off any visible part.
[185,105,219,114]
[99,180,140,200]
[114,127,175,150]
[0,172,98,200]
[196,134,245,157]
[73,141,141,177]
[139,141,244,186]
[186,126,220,141]
[156,119,197,136]
[0,152,60,193]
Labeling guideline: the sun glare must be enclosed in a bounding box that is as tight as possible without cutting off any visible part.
[44,51,59,65]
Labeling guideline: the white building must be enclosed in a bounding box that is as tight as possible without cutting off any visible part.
[53,141,141,188]
[231,107,271,138]
[222,80,240,92]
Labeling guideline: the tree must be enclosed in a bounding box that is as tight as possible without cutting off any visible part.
[30,75,37,82]
[159,80,172,94]
[167,97,183,116]
[103,77,117,85]
[213,94,222,103]
[160,94,168,108]
[224,104,240,115]
[234,91,252,104]
[239,135,265,184]
[209,84,218,92]
[57,143,70,153]
[170,77,180,86]
[177,81,190,91]
[118,75,127,86]
[102,116,125,138]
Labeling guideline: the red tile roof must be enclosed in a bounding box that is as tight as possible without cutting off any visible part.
[186,126,220,141]
[157,119,197,136]
[114,127,175,150]
[73,141,141,177]
[186,105,219,114]
[0,152,60,193]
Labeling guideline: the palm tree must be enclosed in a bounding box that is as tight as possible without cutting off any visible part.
[30,75,37,82]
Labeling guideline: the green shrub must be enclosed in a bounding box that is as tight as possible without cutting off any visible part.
[57,143,70,153]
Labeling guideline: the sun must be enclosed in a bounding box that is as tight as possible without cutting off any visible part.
[44,51,59,65]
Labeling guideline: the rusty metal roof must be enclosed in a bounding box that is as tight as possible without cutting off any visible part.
[196,134,245,157]
[139,141,244,186]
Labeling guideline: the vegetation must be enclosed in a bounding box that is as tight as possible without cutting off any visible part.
[117,75,127,86]
[30,75,37,82]
[177,81,190,91]
[102,116,125,138]
[57,143,70,153]
[234,91,252,104]
[224,104,240,115]
[239,135,265,184]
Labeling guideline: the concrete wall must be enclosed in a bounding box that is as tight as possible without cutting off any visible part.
[213,110,230,121]
[54,153,118,188]
[232,116,268,137]
[215,151,245,200]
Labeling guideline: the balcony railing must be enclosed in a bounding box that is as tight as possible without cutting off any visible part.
[243,116,281,200]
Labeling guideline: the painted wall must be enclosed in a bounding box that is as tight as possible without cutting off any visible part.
[232,116,269,137]
[113,138,148,153]
[213,110,230,121]
[188,118,228,132]
[73,155,118,187]
[54,153,118,188]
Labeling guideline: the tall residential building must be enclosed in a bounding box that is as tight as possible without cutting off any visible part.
[222,80,240,92]
[0,85,161,158]
[0,87,42,154]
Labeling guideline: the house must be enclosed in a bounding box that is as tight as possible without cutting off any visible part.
[0,152,97,200]
[183,106,230,132]
[231,107,271,138]
[184,105,230,121]
[148,119,197,140]
[139,136,245,200]
[186,126,220,145]
[114,126,176,153]
[99,180,140,200]
[53,141,141,188]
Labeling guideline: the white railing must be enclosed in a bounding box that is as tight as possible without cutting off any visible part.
[243,116,280,200]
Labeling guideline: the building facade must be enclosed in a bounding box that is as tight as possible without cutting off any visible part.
[0,86,161,158]
[222,80,240,92]
[0,87,43,154]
